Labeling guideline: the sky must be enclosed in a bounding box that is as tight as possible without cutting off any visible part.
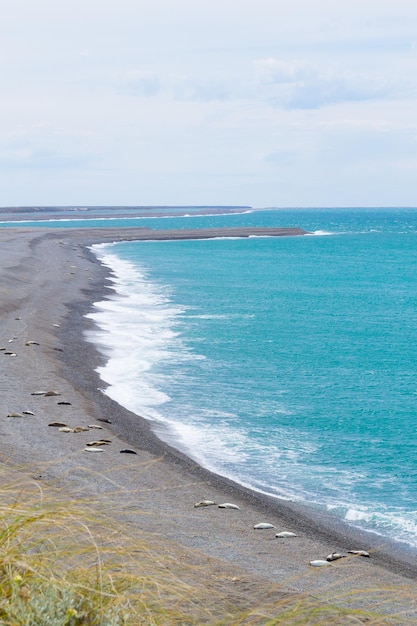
[1,0,417,207]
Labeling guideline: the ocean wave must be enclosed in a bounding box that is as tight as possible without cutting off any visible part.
[85,245,193,419]
[339,505,417,548]
[307,230,335,236]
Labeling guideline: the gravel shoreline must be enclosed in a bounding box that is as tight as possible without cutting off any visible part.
[1,226,417,620]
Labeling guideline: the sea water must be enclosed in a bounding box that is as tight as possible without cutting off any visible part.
[4,207,417,546]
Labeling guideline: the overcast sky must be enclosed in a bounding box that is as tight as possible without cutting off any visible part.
[1,0,417,207]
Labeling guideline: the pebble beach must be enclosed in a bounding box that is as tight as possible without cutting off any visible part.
[1,225,417,623]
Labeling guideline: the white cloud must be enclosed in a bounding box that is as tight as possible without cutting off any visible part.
[1,0,417,205]
[170,75,229,102]
[117,70,161,97]
[253,58,401,109]
[0,124,96,171]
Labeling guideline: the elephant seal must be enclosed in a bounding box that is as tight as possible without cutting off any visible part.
[218,503,240,510]
[253,523,274,529]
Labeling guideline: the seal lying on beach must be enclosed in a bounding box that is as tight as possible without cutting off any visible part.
[326,552,346,562]
[348,550,370,557]
[253,523,274,529]
[194,500,216,508]
[218,503,240,510]
[85,440,112,446]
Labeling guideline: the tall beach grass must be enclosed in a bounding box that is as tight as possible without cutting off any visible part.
[0,466,413,625]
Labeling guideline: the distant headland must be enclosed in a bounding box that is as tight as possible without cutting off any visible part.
[0,205,253,221]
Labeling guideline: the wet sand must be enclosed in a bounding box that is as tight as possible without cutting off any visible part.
[1,225,417,621]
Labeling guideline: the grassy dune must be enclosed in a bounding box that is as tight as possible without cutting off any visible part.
[0,468,410,625]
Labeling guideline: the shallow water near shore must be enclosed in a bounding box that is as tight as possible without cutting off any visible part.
[3,206,417,549]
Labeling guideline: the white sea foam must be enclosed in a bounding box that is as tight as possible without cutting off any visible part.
[165,421,250,466]
[187,314,230,320]
[323,502,417,548]
[307,230,335,236]
[85,244,191,421]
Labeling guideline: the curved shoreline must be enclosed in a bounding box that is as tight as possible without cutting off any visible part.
[70,268,417,576]
[1,225,417,620]
[57,227,417,570]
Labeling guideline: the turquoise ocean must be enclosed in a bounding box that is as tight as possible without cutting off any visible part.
[3,207,417,547]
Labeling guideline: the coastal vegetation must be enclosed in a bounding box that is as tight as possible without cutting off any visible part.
[0,468,409,625]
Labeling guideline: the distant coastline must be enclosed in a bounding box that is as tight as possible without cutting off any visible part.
[0,205,253,221]
[0,204,309,240]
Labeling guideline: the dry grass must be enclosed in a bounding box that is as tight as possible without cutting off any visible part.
[0,469,413,625]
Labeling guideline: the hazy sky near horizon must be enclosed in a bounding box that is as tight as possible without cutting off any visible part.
[1,0,417,207]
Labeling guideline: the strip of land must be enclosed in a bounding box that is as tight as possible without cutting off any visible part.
[99,226,310,239]
[1,225,417,622]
